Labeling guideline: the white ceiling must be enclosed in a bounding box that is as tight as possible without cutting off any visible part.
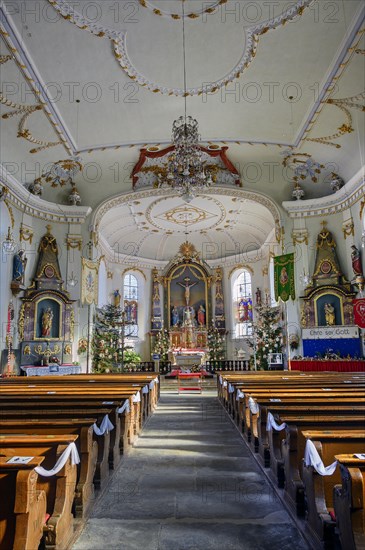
[0,0,364,261]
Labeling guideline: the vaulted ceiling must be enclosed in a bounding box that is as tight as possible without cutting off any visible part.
[0,0,364,261]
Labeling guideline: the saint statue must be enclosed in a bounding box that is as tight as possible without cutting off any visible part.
[171,306,179,326]
[255,287,262,306]
[41,307,54,337]
[197,304,205,326]
[12,250,27,284]
[114,289,121,307]
[351,245,364,277]
[177,277,198,306]
[324,303,335,326]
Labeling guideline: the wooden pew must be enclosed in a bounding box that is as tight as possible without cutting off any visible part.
[301,431,365,549]
[0,456,47,550]
[0,385,144,435]
[0,419,97,519]
[1,406,122,471]
[0,434,78,550]
[279,416,365,515]
[254,402,365,464]
[333,454,365,550]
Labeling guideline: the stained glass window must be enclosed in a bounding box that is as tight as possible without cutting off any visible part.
[233,271,253,337]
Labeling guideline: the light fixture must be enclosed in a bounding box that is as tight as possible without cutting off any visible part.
[292,182,305,200]
[31,156,83,200]
[299,269,312,288]
[330,173,344,193]
[164,2,212,202]
[67,271,78,287]
[2,226,16,253]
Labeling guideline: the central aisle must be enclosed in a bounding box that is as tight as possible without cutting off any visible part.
[73,392,309,550]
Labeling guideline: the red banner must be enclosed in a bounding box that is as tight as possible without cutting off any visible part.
[353,298,365,328]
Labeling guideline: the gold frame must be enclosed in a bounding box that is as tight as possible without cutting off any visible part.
[166,262,209,330]
[34,297,63,341]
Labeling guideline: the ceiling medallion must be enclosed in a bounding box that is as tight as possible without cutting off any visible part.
[157,205,216,226]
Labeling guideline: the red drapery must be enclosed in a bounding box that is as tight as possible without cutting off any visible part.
[291,360,365,372]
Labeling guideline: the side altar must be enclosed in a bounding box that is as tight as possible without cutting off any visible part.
[18,225,75,367]
[150,241,226,364]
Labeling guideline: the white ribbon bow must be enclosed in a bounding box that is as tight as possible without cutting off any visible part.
[35,442,80,477]
[236,389,244,401]
[117,400,130,414]
[133,391,141,403]
[266,412,287,432]
[93,414,114,436]
[304,439,338,476]
[248,397,259,415]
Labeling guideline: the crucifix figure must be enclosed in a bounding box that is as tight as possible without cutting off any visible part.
[177,276,198,306]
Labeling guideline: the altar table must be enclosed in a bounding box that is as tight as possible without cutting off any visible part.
[290,360,365,372]
[21,364,82,376]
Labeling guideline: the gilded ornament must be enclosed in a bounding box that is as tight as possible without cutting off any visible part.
[23,345,31,356]
[18,304,25,341]
[64,344,72,355]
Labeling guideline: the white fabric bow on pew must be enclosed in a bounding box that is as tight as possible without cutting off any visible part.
[236,389,244,401]
[142,385,149,394]
[118,400,130,414]
[266,412,287,432]
[93,414,114,436]
[133,391,141,403]
[304,439,338,476]
[228,383,235,394]
[223,381,227,388]
[35,442,80,477]
[248,397,259,415]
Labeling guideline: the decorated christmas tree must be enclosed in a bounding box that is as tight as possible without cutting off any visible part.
[248,303,283,370]
[153,327,170,360]
[92,304,133,373]
[207,323,225,361]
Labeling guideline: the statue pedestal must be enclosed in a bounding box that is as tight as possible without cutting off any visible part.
[10,281,25,296]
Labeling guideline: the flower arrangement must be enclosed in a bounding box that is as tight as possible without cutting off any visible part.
[289,333,299,351]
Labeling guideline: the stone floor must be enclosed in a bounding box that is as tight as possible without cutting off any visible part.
[73,391,310,550]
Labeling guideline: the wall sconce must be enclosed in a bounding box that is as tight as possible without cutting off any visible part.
[2,227,16,253]
[299,269,312,288]
[67,271,78,287]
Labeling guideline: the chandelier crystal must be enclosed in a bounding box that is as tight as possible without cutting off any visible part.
[2,227,16,253]
[167,116,213,202]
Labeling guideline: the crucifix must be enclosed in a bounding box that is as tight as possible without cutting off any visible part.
[177,276,197,306]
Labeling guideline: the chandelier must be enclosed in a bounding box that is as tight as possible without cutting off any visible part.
[165,3,212,203]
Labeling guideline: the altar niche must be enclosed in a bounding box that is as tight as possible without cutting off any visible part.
[35,298,61,340]
[166,263,210,350]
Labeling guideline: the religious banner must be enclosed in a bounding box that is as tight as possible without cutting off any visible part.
[353,298,365,329]
[274,253,295,302]
[81,258,99,305]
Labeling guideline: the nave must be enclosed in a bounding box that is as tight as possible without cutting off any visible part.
[73,391,308,550]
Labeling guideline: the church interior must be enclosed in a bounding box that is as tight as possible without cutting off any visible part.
[0,1,364,549]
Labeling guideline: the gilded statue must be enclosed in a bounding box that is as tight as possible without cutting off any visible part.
[324,302,335,326]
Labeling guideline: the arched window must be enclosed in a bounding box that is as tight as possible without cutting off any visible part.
[123,273,138,337]
[233,270,253,338]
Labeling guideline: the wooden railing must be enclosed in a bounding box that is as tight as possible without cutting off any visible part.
[205,360,249,373]
[124,361,172,374]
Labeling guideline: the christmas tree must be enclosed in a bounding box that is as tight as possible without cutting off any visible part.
[152,327,170,360]
[92,304,134,373]
[248,304,283,370]
[207,323,225,361]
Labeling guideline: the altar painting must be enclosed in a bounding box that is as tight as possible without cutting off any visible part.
[168,264,208,329]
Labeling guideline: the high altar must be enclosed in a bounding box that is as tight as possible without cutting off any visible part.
[150,241,226,363]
